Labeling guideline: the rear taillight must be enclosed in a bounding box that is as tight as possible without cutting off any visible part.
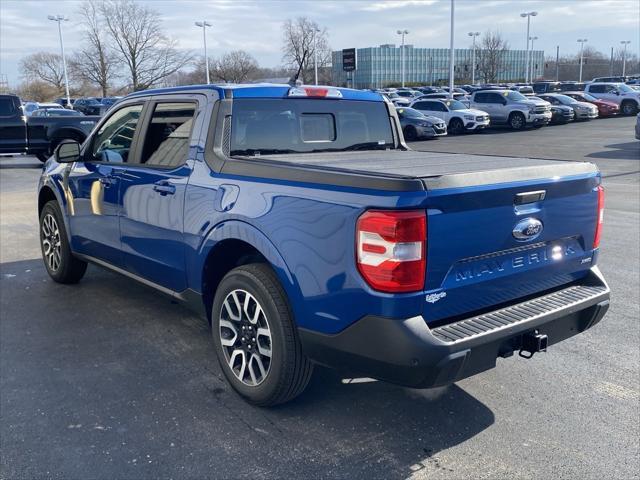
[356,210,426,293]
[593,185,604,249]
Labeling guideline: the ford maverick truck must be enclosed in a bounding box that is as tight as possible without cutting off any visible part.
[37,84,610,406]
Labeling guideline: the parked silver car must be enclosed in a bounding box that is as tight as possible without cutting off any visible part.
[538,93,598,120]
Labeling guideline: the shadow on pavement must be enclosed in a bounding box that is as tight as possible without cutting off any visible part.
[1,258,494,479]
[586,141,640,161]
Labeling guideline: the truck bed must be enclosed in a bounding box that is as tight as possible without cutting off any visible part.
[235,150,597,190]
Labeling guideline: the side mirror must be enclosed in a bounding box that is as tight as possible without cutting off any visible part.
[55,139,81,163]
[614,91,620,95]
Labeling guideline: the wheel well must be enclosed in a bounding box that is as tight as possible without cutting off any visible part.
[38,186,57,216]
[201,239,268,323]
[50,129,86,151]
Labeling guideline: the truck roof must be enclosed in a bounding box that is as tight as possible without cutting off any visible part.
[125,83,383,102]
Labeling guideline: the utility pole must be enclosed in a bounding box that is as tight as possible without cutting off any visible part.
[448,0,455,98]
[577,38,587,82]
[610,47,614,76]
[620,40,631,76]
[397,29,409,87]
[556,45,560,81]
[313,27,321,85]
[195,21,212,84]
[468,31,480,85]
[48,15,71,108]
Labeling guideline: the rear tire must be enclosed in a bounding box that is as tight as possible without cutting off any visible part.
[621,101,638,116]
[39,201,87,284]
[509,112,526,130]
[448,118,464,135]
[211,264,313,406]
[403,126,417,141]
[36,152,50,162]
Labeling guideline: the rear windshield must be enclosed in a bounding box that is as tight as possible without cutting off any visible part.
[230,99,393,156]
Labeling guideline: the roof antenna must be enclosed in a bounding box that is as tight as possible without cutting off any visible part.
[289,50,308,87]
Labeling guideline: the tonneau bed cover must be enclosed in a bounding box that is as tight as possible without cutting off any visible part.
[234,150,597,190]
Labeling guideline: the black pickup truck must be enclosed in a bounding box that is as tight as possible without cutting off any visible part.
[0,94,99,161]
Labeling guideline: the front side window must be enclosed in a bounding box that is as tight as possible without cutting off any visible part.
[139,102,196,168]
[230,99,393,155]
[90,104,143,163]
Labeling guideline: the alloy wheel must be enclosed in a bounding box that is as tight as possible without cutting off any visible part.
[41,213,62,272]
[219,289,272,386]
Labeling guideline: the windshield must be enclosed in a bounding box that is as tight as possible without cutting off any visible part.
[505,91,527,101]
[443,99,467,111]
[554,95,577,104]
[617,84,635,93]
[579,93,597,101]
[230,99,394,156]
[48,109,82,116]
[397,107,425,119]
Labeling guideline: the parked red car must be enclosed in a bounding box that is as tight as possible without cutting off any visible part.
[564,91,620,117]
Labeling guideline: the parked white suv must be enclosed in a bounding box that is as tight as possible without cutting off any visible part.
[410,98,489,134]
[585,83,640,115]
[470,90,552,130]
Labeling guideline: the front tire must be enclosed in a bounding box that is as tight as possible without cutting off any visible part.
[36,152,50,162]
[509,112,526,130]
[39,201,87,283]
[448,118,464,135]
[211,264,313,406]
[403,126,417,141]
[621,101,638,116]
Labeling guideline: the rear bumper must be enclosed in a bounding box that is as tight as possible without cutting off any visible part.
[299,267,610,388]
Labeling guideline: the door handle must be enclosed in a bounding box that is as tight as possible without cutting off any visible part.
[153,181,176,196]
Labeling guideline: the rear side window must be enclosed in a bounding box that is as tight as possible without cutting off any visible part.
[0,98,17,116]
[230,99,393,155]
[474,93,488,103]
[140,102,196,168]
[589,85,605,94]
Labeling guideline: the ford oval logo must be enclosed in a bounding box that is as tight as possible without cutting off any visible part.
[513,218,543,241]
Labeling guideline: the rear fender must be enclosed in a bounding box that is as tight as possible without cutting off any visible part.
[195,220,304,321]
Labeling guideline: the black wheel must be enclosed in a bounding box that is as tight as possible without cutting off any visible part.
[621,101,638,116]
[36,152,50,162]
[448,118,464,134]
[403,126,417,141]
[211,264,313,406]
[39,201,87,283]
[509,112,526,130]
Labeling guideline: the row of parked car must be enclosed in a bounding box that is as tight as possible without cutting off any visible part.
[377,79,640,140]
[22,96,122,118]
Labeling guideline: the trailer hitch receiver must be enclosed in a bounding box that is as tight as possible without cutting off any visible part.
[519,331,548,359]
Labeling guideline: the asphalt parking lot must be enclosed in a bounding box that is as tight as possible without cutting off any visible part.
[1,116,639,479]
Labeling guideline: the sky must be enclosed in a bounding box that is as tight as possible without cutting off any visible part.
[1,0,638,87]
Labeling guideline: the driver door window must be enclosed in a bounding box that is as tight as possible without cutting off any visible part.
[90,104,143,163]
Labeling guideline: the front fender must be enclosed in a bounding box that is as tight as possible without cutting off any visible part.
[39,164,74,242]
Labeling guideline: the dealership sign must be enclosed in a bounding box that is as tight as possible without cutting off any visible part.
[342,48,357,71]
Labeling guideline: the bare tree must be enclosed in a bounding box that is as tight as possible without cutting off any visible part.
[282,17,331,83]
[100,0,192,91]
[69,0,118,97]
[211,50,259,83]
[19,52,65,92]
[16,80,60,102]
[477,31,509,83]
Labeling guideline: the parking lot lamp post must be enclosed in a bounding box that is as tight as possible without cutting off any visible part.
[195,21,212,84]
[47,15,71,109]
[468,32,480,85]
[529,36,538,80]
[577,39,588,82]
[448,0,455,98]
[313,27,321,85]
[620,41,631,76]
[397,29,409,87]
[520,11,537,83]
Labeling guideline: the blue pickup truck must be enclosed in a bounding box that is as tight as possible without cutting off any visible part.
[37,84,610,406]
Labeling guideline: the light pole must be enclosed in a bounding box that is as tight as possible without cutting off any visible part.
[468,31,480,85]
[520,11,538,83]
[48,15,71,108]
[448,0,455,98]
[529,36,538,80]
[313,27,321,85]
[577,38,588,82]
[195,21,212,84]
[620,40,631,76]
[396,29,409,87]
